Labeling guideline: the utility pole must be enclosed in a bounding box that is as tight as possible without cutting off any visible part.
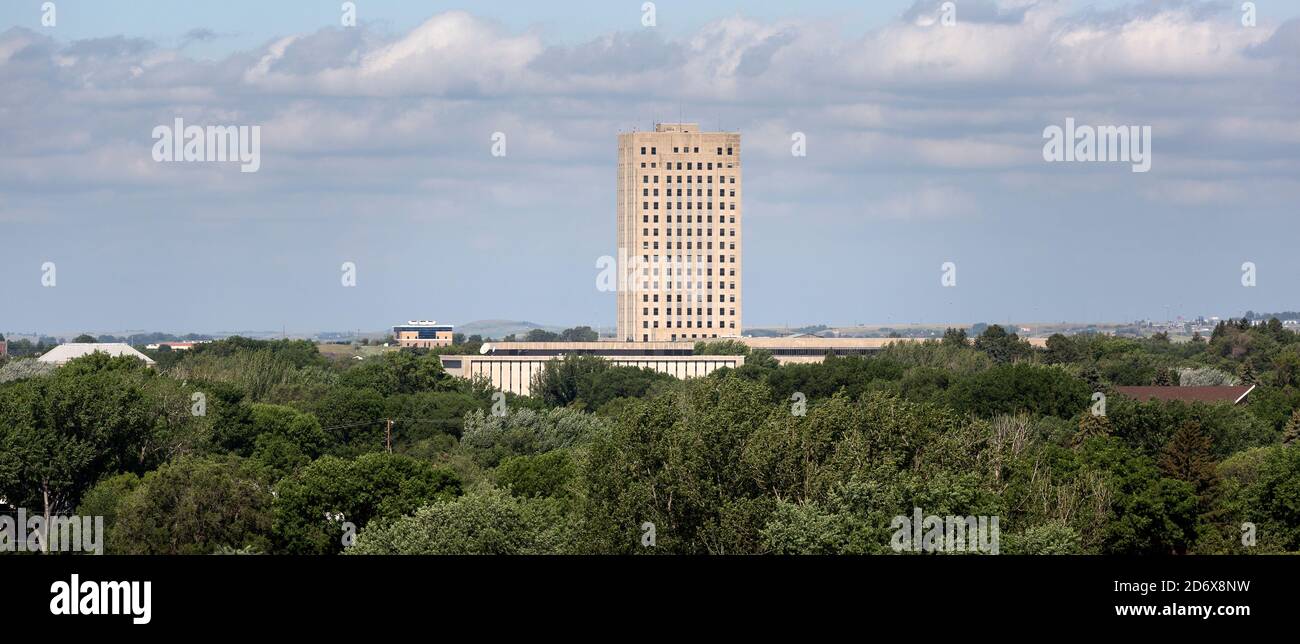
[385,419,393,453]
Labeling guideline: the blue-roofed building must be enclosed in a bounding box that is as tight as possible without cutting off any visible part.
[393,320,454,349]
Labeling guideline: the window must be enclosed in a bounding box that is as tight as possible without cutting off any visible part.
[651,147,657,154]
[640,146,646,154]
[727,147,733,154]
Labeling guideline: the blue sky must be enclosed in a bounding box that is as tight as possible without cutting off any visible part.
[2,1,1299,335]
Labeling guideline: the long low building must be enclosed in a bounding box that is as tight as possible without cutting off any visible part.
[442,354,745,396]
[469,336,1047,364]
[441,335,1050,395]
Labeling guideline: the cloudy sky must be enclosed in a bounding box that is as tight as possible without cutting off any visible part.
[2,0,1298,335]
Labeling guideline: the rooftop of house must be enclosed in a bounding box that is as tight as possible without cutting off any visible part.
[1113,385,1255,405]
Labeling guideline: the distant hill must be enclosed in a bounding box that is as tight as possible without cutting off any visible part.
[456,320,564,339]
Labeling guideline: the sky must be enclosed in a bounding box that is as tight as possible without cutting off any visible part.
[2,0,1299,335]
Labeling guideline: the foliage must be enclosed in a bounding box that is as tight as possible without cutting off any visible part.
[348,487,572,555]
[272,452,462,554]
[109,456,274,554]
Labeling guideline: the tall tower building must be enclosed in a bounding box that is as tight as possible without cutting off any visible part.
[616,123,742,342]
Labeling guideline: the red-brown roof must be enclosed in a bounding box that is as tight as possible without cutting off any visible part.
[1113,385,1255,404]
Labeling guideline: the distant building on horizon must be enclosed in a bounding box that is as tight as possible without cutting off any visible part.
[144,341,205,351]
[393,320,454,349]
[617,123,741,342]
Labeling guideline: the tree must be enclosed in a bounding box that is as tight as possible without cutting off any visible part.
[973,325,1031,364]
[559,326,599,342]
[1075,412,1112,446]
[272,452,462,554]
[525,329,560,342]
[348,487,571,555]
[1080,439,1199,555]
[0,356,161,542]
[1283,410,1300,446]
[532,355,602,407]
[1152,367,1175,386]
[248,404,326,477]
[1158,421,1219,502]
[941,327,968,347]
[72,334,97,343]
[75,472,140,537]
[110,456,274,554]
[460,407,606,467]
[1237,360,1258,385]
[495,450,576,503]
[339,350,450,397]
[947,363,1091,420]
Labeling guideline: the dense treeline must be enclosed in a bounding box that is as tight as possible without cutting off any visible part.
[1,320,1298,555]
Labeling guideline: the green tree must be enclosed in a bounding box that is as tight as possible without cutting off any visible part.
[110,456,274,554]
[348,487,571,555]
[272,452,462,554]
[941,327,968,347]
[0,356,162,533]
[1158,421,1219,506]
[495,450,576,503]
[1282,409,1300,446]
[973,325,1032,364]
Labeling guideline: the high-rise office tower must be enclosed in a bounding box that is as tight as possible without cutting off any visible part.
[616,123,741,342]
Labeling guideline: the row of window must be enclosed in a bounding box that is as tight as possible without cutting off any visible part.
[642,215,737,224]
[638,254,737,264]
[643,175,736,184]
[643,202,738,211]
[642,228,738,238]
[640,268,738,279]
[636,281,737,290]
[640,162,737,171]
[642,293,734,302]
[643,307,737,316]
[642,189,737,198]
[642,241,736,250]
[639,146,735,156]
[643,321,738,329]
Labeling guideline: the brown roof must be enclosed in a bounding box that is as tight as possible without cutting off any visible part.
[1113,385,1255,404]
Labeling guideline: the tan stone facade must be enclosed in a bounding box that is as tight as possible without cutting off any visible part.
[395,329,453,349]
[393,321,454,348]
[441,354,746,396]
[617,123,741,342]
